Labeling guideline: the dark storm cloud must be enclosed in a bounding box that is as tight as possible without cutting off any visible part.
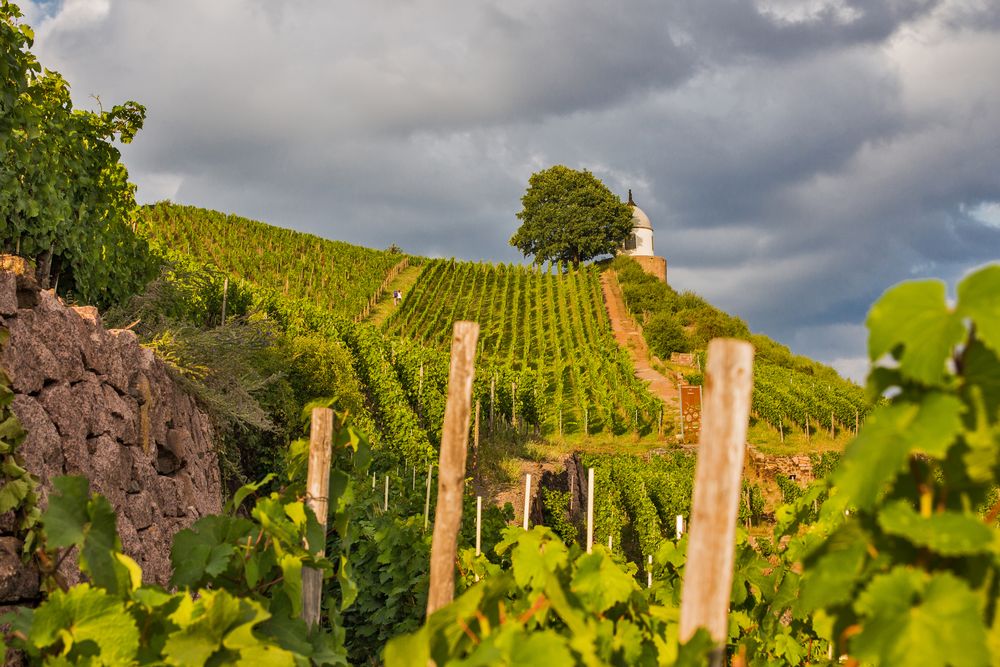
[23,0,1000,381]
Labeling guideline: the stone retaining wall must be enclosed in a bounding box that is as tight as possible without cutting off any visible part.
[0,258,221,600]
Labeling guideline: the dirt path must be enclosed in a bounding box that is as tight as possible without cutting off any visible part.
[366,264,425,327]
[599,270,679,412]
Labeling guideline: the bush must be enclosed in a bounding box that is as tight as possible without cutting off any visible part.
[644,311,689,358]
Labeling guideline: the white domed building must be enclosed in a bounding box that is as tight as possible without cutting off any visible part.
[619,190,667,283]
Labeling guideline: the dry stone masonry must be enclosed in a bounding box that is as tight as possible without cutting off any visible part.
[0,257,222,592]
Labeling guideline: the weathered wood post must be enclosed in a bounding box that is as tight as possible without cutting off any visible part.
[679,339,754,664]
[523,473,532,530]
[383,475,389,513]
[473,399,480,488]
[423,463,432,532]
[221,276,229,326]
[302,407,334,629]
[586,467,594,553]
[426,321,479,616]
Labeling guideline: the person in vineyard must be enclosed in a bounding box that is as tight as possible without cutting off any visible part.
[393,289,402,305]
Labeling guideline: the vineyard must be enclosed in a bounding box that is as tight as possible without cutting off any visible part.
[750,361,871,437]
[383,259,665,438]
[139,202,411,320]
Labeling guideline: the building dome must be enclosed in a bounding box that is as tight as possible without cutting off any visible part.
[630,205,652,231]
[621,189,655,258]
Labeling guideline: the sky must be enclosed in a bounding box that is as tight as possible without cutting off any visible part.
[20,0,1000,382]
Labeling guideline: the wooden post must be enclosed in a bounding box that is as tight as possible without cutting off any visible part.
[473,399,481,486]
[679,387,685,439]
[302,408,334,629]
[426,321,480,617]
[586,468,594,554]
[830,410,835,438]
[383,475,389,512]
[221,276,229,326]
[511,382,517,428]
[423,463,432,531]
[647,554,653,589]
[490,375,495,433]
[584,406,589,437]
[372,471,376,490]
[855,409,859,435]
[608,535,613,550]
[475,496,482,556]
[779,419,784,442]
[412,466,416,491]
[658,406,663,436]
[523,473,532,530]
[676,515,684,538]
[679,339,754,661]
[806,415,811,443]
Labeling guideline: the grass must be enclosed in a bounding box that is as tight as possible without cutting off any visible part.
[367,264,426,327]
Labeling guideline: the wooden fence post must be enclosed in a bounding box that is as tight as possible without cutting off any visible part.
[423,463,432,532]
[473,399,480,488]
[302,408,334,629]
[679,339,754,662]
[586,468,594,554]
[523,473,532,530]
[426,321,480,617]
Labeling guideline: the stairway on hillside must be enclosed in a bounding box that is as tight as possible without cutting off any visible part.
[599,270,679,413]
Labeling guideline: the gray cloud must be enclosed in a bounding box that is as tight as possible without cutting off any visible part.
[22,0,1000,377]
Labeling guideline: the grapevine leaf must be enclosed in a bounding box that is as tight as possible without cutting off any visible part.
[0,477,30,513]
[962,341,1000,481]
[29,584,139,665]
[851,570,989,667]
[878,500,995,556]
[503,527,568,590]
[867,279,963,384]
[384,626,431,667]
[957,264,1000,357]
[79,492,123,593]
[772,632,803,663]
[570,551,636,614]
[829,394,962,511]
[223,473,274,515]
[279,553,303,618]
[169,514,251,589]
[797,523,869,612]
[501,630,575,665]
[42,476,90,548]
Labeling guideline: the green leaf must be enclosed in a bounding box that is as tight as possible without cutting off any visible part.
[504,527,569,590]
[79,492,124,593]
[867,279,964,384]
[279,553,303,618]
[170,514,253,589]
[29,584,139,665]
[0,477,30,513]
[829,394,962,511]
[798,523,870,612]
[42,476,90,548]
[224,473,274,515]
[570,551,636,614]
[505,630,575,665]
[851,570,989,667]
[957,264,1000,358]
[878,500,995,556]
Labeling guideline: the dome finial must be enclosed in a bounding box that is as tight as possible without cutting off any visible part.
[627,189,635,206]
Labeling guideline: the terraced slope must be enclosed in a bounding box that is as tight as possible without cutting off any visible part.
[139,202,407,319]
[383,260,665,438]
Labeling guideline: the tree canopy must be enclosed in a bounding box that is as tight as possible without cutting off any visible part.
[509,165,632,267]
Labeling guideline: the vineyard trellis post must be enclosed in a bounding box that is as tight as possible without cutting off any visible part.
[676,515,685,539]
[383,475,389,513]
[302,407,334,630]
[473,399,480,488]
[221,276,229,326]
[679,387,684,439]
[475,496,482,556]
[779,419,784,443]
[511,381,517,429]
[855,409,859,435]
[806,414,811,443]
[678,338,754,663]
[490,375,495,434]
[586,467,594,553]
[830,410,835,438]
[423,463,432,532]
[523,473,532,530]
[426,321,479,616]
[647,555,653,589]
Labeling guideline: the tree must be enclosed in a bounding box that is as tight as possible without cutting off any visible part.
[510,165,633,267]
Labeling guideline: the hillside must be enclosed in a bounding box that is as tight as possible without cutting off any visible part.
[139,202,411,320]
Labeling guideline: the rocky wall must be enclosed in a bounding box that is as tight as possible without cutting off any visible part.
[0,258,222,595]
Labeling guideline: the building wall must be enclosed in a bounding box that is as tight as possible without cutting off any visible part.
[622,227,655,257]
[633,255,667,283]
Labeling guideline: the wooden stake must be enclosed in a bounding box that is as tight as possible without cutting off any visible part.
[490,375,495,433]
[806,415,811,443]
[658,406,663,436]
[779,419,784,443]
[586,468,594,553]
[383,475,389,512]
[647,554,653,589]
[608,535,613,550]
[511,382,517,428]
[302,408,334,629]
[473,399,480,488]
[423,463,432,532]
[426,321,480,617]
[221,276,229,326]
[679,339,754,660]
[676,514,685,538]
[412,466,416,491]
[855,409,859,435]
[475,496,482,556]
[679,387,685,439]
[830,410,835,438]
[523,473,532,530]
